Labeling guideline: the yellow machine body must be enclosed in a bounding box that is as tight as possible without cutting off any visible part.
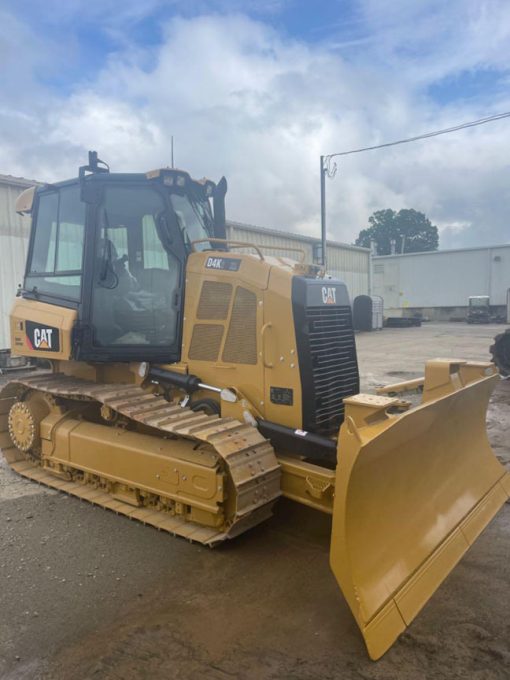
[10,250,311,429]
[11,299,77,361]
[3,164,509,660]
[182,251,305,427]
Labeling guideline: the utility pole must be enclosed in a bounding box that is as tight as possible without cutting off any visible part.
[319,155,337,270]
[171,136,174,169]
[318,112,510,281]
[320,155,327,268]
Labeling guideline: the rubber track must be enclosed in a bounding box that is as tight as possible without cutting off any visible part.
[0,374,281,546]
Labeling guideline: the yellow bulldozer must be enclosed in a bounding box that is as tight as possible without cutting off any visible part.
[1,152,508,659]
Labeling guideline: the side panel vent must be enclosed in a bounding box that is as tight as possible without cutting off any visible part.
[222,287,257,365]
[189,324,224,361]
[197,281,232,320]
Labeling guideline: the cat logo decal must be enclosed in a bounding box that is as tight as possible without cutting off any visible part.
[26,321,60,352]
[321,287,337,305]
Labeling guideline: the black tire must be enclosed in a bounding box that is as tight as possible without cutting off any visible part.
[490,328,510,376]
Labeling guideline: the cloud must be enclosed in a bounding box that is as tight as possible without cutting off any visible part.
[355,0,510,82]
[0,5,509,249]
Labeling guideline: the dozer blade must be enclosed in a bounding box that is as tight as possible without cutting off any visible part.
[330,360,510,660]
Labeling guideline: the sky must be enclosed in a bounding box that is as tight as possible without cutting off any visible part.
[1,0,510,248]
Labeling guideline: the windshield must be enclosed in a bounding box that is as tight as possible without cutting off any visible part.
[470,297,489,307]
[169,192,214,252]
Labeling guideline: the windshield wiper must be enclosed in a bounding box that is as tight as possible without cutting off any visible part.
[189,198,214,236]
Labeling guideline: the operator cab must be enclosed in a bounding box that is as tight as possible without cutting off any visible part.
[18,152,228,362]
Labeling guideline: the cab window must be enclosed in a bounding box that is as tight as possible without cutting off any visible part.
[169,192,213,251]
[25,184,85,301]
[91,185,181,347]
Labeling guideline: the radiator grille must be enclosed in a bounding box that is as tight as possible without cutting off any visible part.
[189,324,224,361]
[305,305,359,435]
[197,281,232,320]
[222,287,257,365]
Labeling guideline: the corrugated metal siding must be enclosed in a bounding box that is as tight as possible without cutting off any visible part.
[227,223,315,262]
[327,244,369,300]
[0,182,33,349]
[373,246,510,309]
[227,221,370,301]
[0,183,32,239]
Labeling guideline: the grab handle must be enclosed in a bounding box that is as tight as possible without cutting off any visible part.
[261,323,274,368]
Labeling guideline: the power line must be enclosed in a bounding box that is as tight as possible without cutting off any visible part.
[319,110,510,268]
[325,110,510,160]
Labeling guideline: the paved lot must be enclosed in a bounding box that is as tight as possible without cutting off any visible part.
[1,323,509,679]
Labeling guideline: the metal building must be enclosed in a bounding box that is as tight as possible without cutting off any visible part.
[0,175,40,351]
[373,245,510,321]
[227,221,370,300]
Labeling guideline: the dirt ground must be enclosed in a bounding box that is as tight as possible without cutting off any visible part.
[1,323,509,680]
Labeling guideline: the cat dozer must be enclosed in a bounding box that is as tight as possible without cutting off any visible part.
[1,153,509,660]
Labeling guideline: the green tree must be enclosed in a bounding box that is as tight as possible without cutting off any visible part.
[355,208,439,255]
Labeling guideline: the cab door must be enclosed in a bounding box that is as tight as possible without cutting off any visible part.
[78,180,186,363]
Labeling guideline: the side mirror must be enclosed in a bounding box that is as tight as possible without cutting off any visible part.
[15,186,36,215]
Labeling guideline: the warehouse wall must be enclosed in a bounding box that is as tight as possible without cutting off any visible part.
[327,245,369,301]
[373,246,510,318]
[227,221,370,300]
[227,220,314,262]
[0,179,34,350]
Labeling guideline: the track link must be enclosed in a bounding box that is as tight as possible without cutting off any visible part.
[0,373,281,545]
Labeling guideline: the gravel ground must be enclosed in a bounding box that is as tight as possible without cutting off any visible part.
[0,323,509,680]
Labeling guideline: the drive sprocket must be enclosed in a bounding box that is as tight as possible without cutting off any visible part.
[7,391,53,455]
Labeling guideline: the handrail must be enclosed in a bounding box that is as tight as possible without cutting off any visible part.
[190,238,307,263]
[247,242,307,263]
[190,238,265,260]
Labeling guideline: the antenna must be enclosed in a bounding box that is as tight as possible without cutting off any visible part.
[171,136,174,169]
